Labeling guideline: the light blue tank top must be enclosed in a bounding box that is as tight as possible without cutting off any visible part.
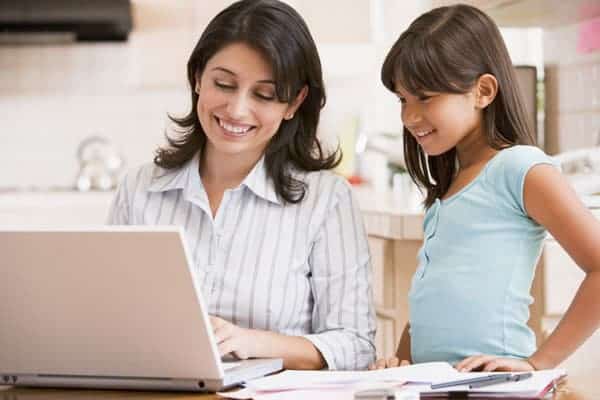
[409,145,559,365]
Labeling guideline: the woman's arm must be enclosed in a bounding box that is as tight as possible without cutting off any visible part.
[302,179,377,370]
[457,164,600,372]
[210,316,324,370]
[210,179,376,370]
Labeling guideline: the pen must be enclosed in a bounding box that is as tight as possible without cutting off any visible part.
[469,372,533,388]
[431,373,512,389]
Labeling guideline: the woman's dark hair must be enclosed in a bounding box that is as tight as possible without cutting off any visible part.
[381,4,535,208]
[154,0,340,203]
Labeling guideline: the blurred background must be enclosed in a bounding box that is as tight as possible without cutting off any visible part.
[1,0,599,192]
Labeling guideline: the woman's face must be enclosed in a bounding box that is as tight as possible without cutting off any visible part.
[196,42,306,163]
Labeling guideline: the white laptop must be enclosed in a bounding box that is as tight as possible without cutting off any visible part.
[0,226,282,392]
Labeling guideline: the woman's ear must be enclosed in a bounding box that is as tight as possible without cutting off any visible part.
[194,71,202,94]
[284,85,308,120]
[475,73,498,109]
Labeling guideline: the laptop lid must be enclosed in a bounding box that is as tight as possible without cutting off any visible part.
[0,226,225,386]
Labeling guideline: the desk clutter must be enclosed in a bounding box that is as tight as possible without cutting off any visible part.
[218,362,566,400]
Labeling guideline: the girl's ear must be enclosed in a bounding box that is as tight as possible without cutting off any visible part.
[475,73,498,109]
[284,85,308,120]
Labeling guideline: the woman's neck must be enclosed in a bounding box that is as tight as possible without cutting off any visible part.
[200,145,262,189]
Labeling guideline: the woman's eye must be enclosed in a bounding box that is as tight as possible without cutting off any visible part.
[215,81,235,90]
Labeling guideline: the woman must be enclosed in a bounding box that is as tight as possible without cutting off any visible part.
[107,0,376,370]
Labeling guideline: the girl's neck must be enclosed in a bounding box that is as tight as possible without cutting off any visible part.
[455,129,498,170]
[200,145,263,188]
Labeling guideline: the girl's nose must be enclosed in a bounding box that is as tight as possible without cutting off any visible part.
[402,105,422,126]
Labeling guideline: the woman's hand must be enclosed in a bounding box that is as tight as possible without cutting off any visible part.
[368,357,410,370]
[209,316,257,360]
[456,355,535,372]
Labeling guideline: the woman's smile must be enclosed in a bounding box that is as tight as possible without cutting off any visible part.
[214,115,256,138]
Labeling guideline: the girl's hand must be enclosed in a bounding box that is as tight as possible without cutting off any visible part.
[456,355,535,372]
[209,316,257,360]
[368,357,410,370]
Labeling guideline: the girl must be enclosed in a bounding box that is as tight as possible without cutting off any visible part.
[108,0,376,370]
[371,4,600,372]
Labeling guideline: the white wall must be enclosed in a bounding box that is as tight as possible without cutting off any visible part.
[0,0,437,189]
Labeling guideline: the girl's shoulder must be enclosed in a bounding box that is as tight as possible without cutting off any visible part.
[484,145,559,213]
[485,145,558,180]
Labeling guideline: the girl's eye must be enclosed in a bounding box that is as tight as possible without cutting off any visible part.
[418,95,432,102]
[255,92,276,101]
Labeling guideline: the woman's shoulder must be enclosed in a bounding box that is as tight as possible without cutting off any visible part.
[117,161,172,192]
[302,169,353,196]
[294,169,356,212]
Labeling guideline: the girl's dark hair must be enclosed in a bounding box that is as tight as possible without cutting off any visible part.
[381,4,535,208]
[154,0,340,203]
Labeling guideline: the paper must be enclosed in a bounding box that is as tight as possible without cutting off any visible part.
[244,362,457,392]
[219,387,356,400]
[218,364,565,400]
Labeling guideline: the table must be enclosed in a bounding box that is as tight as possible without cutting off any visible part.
[1,375,599,399]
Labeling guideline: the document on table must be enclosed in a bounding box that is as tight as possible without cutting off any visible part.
[243,361,458,392]
[218,363,566,400]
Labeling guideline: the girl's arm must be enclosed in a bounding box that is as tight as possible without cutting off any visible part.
[458,164,600,372]
[524,164,600,370]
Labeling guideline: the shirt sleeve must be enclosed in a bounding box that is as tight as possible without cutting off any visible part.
[302,179,377,370]
[106,173,131,225]
[490,145,560,216]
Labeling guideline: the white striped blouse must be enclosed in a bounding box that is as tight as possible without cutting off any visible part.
[107,152,376,370]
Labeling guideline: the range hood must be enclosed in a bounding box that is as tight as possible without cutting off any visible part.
[0,0,132,42]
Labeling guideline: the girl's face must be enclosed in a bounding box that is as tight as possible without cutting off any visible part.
[395,83,483,156]
[196,42,306,163]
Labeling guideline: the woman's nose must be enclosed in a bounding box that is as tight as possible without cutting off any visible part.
[227,93,251,119]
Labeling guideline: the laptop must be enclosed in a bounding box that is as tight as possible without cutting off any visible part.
[0,226,282,392]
